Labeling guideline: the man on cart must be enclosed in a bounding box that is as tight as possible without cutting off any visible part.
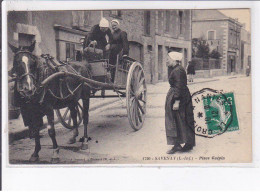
[83,17,112,58]
[83,18,130,84]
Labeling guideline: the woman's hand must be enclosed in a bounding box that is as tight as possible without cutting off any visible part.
[172,100,180,110]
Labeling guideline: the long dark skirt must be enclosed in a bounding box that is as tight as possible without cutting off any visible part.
[165,87,195,146]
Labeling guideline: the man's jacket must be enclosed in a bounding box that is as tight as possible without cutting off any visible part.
[84,24,112,50]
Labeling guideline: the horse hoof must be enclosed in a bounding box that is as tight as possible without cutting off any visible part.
[67,137,76,144]
[29,155,39,162]
[81,143,89,150]
[51,157,60,164]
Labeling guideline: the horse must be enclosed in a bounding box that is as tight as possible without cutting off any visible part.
[8,41,91,163]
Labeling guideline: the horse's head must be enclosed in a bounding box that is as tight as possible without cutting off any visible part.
[9,41,38,99]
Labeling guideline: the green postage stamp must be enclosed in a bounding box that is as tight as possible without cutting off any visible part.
[192,89,239,137]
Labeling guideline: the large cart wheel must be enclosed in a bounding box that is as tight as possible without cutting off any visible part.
[126,62,147,131]
[55,101,83,129]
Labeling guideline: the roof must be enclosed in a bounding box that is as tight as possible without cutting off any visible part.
[192,9,229,21]
[192,9,242,27]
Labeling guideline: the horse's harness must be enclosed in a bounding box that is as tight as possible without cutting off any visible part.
[39,54,85,103]
[12,51,84,103]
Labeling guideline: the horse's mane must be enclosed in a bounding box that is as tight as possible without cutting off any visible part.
[35,56,55,84]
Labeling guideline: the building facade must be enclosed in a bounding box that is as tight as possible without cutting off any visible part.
[192,10,242,76]
[240,27,251,74]
[8,10,192,83]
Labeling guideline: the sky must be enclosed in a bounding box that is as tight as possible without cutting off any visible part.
[219,9,251,32]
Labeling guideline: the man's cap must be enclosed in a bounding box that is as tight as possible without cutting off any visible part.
[168,51,183,61]
[99,18,109,28]
[111,19,120,25]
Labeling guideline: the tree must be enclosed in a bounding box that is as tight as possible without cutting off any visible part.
[192,38,199,58]
[192,38,210,59]
[196,40,210,59]
[210,49,221,59]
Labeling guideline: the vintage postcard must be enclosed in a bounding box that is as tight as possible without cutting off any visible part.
[4,7,251,165]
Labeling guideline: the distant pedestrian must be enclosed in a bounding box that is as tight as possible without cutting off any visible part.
[246,65,251,76]
[186,61,195,82]
[165,52,195,154]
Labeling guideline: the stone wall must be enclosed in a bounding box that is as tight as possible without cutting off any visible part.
[8,10,192,83]
[8,11,74,69]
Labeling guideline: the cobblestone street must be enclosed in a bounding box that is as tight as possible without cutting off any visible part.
[8,75,251,164]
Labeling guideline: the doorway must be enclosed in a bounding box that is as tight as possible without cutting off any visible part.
[228,54,236,74]
[230,59,234,72]
[158,45,163,80]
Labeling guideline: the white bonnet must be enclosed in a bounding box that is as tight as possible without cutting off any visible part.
[168,51,183,61]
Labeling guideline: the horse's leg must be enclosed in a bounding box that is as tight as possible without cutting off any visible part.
[29,126,41,162]
[81,98,90,150]
[67,105,79,144]
[46,110,59,163]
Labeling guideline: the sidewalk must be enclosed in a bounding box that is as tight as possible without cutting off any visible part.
[147,74,245,94]
[148,76,219,94]
[8,74,244,143]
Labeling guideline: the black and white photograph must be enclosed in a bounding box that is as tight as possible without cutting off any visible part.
[3,4,252,165]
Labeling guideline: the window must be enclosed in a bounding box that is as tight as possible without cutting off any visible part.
[165,10,170,32]
[66,42,77,61]
[233,33,235,45]
[230,30,233,45]
[54,25,85,62]
[110,10,122,18]
[72,11,85,28]
[72,11,91,29]
[84,11,91,27]
[236,32,239,46]
[236,33,238,46]
[66,43,70,60]
[71,44,75,60]
[144,11,151,35]
[208,31,215,40]
[157,11,163,32]
[179,11,183,34]
[147,45,153,52]
[18,33,35,47]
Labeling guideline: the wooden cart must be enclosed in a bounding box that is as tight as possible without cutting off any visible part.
[55,54,147,131]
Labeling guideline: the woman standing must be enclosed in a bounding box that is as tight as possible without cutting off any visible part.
[109,19,129,82]
[165,52,195,154]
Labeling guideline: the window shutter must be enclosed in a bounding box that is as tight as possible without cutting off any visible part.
[72,11,79,27]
